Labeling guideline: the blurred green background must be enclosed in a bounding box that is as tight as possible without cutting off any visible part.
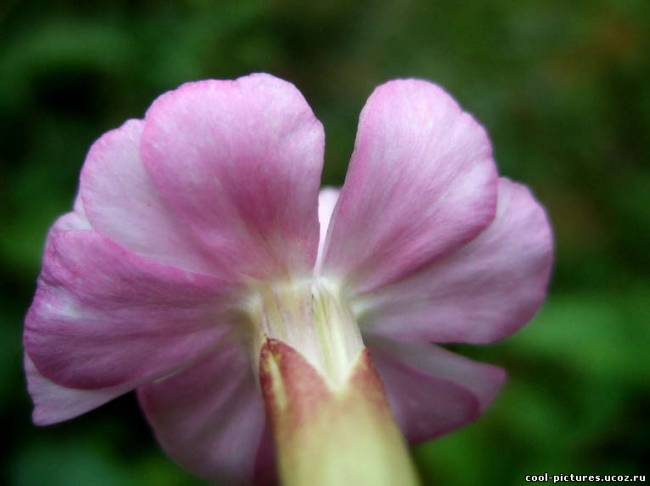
[1,1,648,484]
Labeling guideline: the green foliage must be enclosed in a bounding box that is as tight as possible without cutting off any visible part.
[1,1,648,484]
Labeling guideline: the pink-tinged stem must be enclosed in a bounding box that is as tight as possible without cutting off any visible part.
[259,338,419,486]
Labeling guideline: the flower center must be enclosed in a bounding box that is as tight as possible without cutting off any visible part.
[242,277,364,389]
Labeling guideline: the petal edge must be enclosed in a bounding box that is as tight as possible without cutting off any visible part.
[323,79,498,293]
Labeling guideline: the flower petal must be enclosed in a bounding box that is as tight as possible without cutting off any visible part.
[323,79,498,293]
[316,187,339,273]
[25,354,130,426]
[138,343,270,485]
[80,119,214,273]
[141,73,325,281]
[24,219,232,391]
[362,178,553,343]
[368,337,505,443]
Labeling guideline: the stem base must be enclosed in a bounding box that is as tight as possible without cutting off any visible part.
[259,338,419,486]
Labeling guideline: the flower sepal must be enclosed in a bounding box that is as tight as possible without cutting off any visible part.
[259,338,419,486]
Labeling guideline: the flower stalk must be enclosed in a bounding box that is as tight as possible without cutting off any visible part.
[259,338,419,486]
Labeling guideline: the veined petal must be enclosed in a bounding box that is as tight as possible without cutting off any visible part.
[24,218,233,391]
[363,178,553,343]
[323,79,497,293]
[368,337,505,442]
[80,119,215,274]
[25,355,130,426]
[316,187,339,273]
[138,343,270,485]
[53,210,91,231]
[73,190,86,216]
[141,73,325,281]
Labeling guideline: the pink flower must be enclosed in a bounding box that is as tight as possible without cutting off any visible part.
[24,73,553,484]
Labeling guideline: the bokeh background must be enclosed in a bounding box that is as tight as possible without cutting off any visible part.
[1,1,649,484]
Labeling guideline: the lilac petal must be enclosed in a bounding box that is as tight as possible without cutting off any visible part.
[316,187,339,273]
[323,79,498,293]
[141,73,325,281]
[368,336,505,443]
[363,178,553,344]
[72,190,86,216]
[24,217,233,391]
[80,119,215,274]
[25,355,130,426]
[138,343,270,485]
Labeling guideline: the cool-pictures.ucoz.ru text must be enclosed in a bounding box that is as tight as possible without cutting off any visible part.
[525,473,646,483]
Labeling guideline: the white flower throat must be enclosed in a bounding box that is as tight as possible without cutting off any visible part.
[243,277,364,389]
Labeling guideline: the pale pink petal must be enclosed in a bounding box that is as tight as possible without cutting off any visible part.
[25,355,130,426]
[72,192,89,221]
[316,187,339,273]
[54,201,91,231]
[53,212,91,231]
[368,337,505,443]
[141,73,325,281]
[138,343,270,485]
[362,178,553,343]
[322,79,498,293]
[24,220,233,391]
[80,119,216,274]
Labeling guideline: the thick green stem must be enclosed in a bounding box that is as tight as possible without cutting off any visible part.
[259,338,420,486]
